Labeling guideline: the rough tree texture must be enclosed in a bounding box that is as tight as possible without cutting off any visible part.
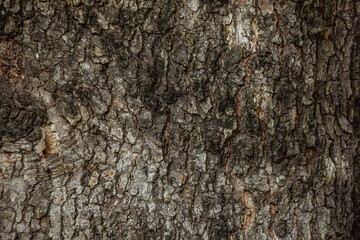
[0,0,359,239]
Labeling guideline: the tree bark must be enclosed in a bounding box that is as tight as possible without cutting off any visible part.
[0,0,359,239]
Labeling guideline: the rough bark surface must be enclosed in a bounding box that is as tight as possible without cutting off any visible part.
[0,0,359,239]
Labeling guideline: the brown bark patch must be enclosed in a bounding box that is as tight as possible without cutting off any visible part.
[234,0,245,6]
[259,0,273,13]
[0,39,23,90]
[0,152,14,167]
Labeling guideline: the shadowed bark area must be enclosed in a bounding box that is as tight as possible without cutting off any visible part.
[0,0,359,239]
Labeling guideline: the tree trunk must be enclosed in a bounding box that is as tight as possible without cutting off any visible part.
[0,0,359,239]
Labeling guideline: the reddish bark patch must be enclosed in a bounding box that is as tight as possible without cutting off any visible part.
[0,39,24,90]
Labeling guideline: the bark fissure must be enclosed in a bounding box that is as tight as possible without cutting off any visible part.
[0,0,359,239]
